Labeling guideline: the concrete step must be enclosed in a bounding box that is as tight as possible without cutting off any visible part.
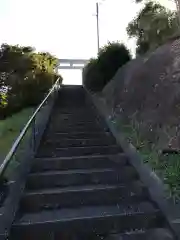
[31,154,127,173]
[26,166,138,190]
[50,113,97,120]
[46,129,107,136]
[36,145,121,158]
[51,112,98,122]
[50,122,99,128]
[41,138,116,148]
[50,116,97,123]
[10,229,174,240]
[21,181,149,212]
[12,202,163,239]
[52,107,93,112]
[52,112,95,118]
[105,228,174,240]
[47,126,105,134]
[45,131,113,140]
[47,121,100,128]
[51,113,95,120]
[48,124,104,131]
[53,107,91,111]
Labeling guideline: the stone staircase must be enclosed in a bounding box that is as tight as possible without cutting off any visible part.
[9,86,175,239]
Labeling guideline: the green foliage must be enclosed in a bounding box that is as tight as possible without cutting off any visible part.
[116,118,180,201]
[0,44,62,119]
[83,42,131,92]
[83,58,102,92]
[0,90,7,108]
[0,86,8,108]
[127,1,179,55]
[0,108,33,161]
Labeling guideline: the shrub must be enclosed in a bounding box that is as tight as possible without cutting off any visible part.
[0,44,62,119]
[83,42,131,92]
[82,58,102,92]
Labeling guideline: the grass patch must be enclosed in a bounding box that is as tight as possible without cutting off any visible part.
[0,108,34,163]
[115,119,180,202]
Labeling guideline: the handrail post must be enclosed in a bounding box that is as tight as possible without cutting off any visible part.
[31,116,36,154]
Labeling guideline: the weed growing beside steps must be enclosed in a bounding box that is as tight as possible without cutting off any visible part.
[114,119,180,202]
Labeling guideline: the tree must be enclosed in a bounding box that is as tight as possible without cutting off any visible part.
[127,1,179,55]
[83,42,131,92]
[135,0,177,4]
[0,44,61,118]
[135,0,180,24]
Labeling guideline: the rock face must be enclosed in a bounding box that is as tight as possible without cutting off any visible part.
[100,38,180,150]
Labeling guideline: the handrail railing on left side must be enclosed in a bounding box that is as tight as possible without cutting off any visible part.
[0,77,61,179]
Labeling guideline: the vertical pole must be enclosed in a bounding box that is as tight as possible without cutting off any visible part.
[32,117,36,154]
[176,0,180,11]
[96,2,100,54]
[175,0,180,26]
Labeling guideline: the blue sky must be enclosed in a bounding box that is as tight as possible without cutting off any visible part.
[0,0,176,84]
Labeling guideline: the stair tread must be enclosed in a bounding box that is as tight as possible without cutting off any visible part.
[40,143,117,149]
[26,165,138,190]
[24,183,143,195]
[36,145,121,158]
[106,228,174,240]
[42,139,115,147]
[31,157,123,173]
[47,131,109,135]
[34,153,124,161]
[29,168,119,177]
[48,124,101,128]
[14,202,158,225]
[40,145,118,149]
[43,138,113,142]
[45,132,112,140]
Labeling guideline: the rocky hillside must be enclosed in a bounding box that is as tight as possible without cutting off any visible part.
[98,37,180,151]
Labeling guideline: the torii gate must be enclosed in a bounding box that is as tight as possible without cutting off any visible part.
[58,59,88,70]
[57,59,89,85]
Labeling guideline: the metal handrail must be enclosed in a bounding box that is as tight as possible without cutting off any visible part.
[0,77,61,177]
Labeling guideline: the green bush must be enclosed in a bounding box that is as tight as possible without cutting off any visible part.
[0,44,62,119]
[82,58,102,92]
[83,42,131,92]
